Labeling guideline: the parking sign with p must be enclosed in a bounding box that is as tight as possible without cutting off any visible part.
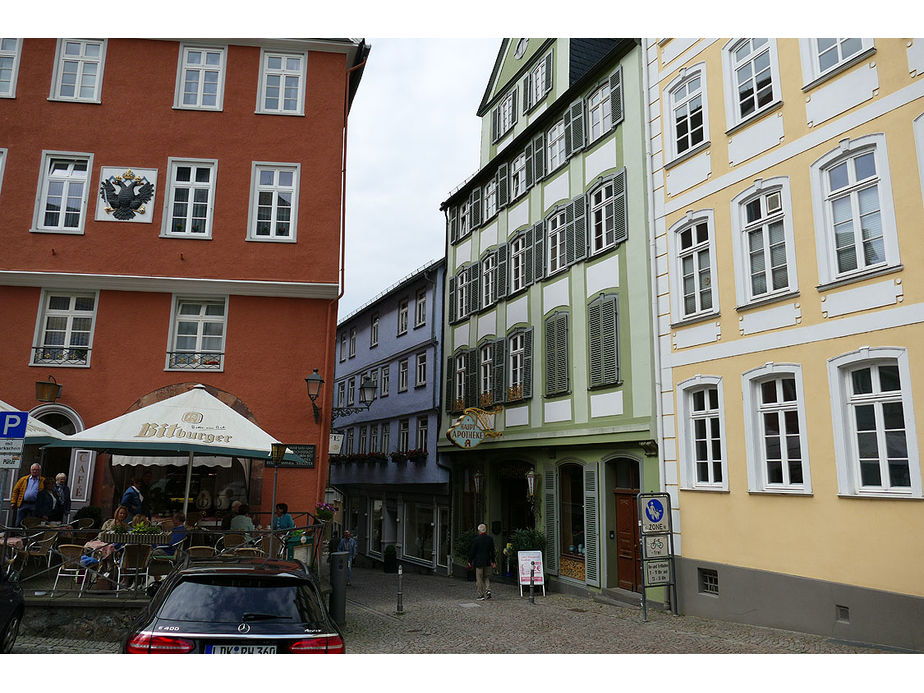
[0,411,28,455]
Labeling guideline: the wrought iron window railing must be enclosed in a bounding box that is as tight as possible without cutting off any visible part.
[32,346,90,366]
[167,351,224,369]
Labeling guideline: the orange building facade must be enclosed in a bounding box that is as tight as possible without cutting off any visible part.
[0,38,368,523]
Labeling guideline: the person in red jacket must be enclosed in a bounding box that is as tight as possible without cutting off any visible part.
[467,523,496,601]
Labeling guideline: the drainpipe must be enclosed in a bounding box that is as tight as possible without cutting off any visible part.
[641,43,668,498]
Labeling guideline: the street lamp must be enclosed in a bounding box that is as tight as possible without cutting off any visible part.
[305,368,377,425]
[473,469,484,524]
[525,469,536,498]
[35,375,63,402]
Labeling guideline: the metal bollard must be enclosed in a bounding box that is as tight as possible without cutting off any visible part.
[529,561,535,605]
[329,551,347,628]
[396,564,405,614]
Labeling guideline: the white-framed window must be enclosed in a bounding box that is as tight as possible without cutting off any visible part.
[398,358,409,392]
[590,180,616,254]
[665,65,708,162]
[415,290,426,327]
[381,423,390,453]
[344,428,354,455]
[358,426,367,454]
[347,377,356,406]
[480,342,494,405]
[369,423,379,452]
[167,297,226,370]
[416,416,428,451]
[828,348,921,498]
[528,54,551,108]
[510,235,527,293]
[810,135,898,287]
[247,163,299,241]
[51,39,106,103]
[33,153,92,234]
[175,45,226,110]
[398,299,409,335]
[587,83,612,143]
[547,121,566,171]
[678,376,728,491]
[482,253,497,309]
[799,38,874,86]
[722,39,780,127]
[257,50,306,115]
[454,353,467,409]
[484,179,497,219]
[511,152,527,199]
[162,158,217,238]
[370,313,379,347]
[349,328,356,358]
[32,291,98,367]
[458,198,471,240]
[337,381,345,408]
[493,90,517,142]
[730,178,798,305]
[742,364,812,494]
[547,210,567,275]
[508,332,526,401]
[398,419,410,451]
[455,269,468,320]
[380,365,390,398]
[0,38,23,98]
[670,212,718,321]
[339,332,346,362]
[416,352,427,387]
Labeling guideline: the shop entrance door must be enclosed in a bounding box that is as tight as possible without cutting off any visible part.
[613,459,641,592]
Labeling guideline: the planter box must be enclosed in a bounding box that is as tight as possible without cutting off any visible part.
[98,532,171,545]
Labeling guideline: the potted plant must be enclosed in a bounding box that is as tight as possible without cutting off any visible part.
[407,448,428,463]
[383,544,398,573]
[389,450,408,463]
[315,502,335,522]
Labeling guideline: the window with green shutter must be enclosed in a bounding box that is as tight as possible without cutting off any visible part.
[588,168,628,255]
[588,293,620,388]
[544,311,570,397]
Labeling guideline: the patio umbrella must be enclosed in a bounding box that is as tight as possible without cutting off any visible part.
[0,397,71,444]
[46,385,300,516]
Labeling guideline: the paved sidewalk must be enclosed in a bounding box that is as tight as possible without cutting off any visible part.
[11,563,896,654]
[339,565,892,654]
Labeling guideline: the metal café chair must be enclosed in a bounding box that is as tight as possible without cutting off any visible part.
[117,544,152,591]
[53,544,89,596]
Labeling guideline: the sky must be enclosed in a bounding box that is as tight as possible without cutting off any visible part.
[340,38,501,319]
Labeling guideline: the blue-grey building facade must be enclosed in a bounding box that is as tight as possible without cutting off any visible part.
[330,258,451,571]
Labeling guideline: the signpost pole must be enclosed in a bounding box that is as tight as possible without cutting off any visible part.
[529,562,535,605]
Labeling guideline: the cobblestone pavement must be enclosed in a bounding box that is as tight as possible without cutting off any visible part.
[11,564,895,654]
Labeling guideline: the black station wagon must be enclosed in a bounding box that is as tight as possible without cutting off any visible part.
[122,556,343,654]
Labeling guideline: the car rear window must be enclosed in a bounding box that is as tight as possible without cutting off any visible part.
[157,576,326,624]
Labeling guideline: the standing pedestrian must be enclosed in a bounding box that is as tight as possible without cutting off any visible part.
[338,530,357,585]
[467,523,496,600]
[120,478,144,517]
[51,473,71,523]
[11,463,46,526]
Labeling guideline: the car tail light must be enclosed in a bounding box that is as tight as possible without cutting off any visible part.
[288,635,345,654]
[126,632,196,654]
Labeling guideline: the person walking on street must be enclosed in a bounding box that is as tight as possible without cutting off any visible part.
[338,530,357,585]
[11,464,46,526]
[468,523,496,600]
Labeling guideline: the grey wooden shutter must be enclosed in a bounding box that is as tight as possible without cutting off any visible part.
[497,163,509,208]
[564,98,584,157]
[449,206,459,243]
[613,168,628,245]
[583,465,600,587]
[469,187,482,228]
[491,106,499,142]
[573,196,587,263]
[522,327,533,399]
[588,294,619,387]
[448,275,457,323]
[532,222,545,283]
[523,231,534,287]
[493,337,506,404]
[445,356,455,412]
[467,266,479,316]
[543,52,553,93]
[543,467,559,575]
[525,141,534,189]
[496,244,508,300]
[532,132,545,182]
[610,65,624,128]
[522,75,532,111]
[511,87,518,126]
[466,348,478,408]
[544,312,569,396]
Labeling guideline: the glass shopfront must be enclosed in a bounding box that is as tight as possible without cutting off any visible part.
[403,501,434,562]
[370,499,383,555]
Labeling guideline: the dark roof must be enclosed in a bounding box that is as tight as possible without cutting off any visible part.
[569,39,624,85]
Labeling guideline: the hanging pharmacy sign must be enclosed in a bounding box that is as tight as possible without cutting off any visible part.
[446,408,502,449]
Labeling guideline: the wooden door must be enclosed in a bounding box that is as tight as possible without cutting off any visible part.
[612,458,641,592]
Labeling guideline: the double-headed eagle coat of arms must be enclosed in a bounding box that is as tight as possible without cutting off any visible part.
[100,169,154,221]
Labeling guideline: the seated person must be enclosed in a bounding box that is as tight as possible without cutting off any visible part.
[100,505,130,532]
[160,512,188,556]
[229,503,255,543]
[272,502,295,532]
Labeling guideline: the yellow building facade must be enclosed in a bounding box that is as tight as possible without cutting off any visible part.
[644,38,924,650]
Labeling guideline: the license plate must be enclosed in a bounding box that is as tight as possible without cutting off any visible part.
[206,644,277,654]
